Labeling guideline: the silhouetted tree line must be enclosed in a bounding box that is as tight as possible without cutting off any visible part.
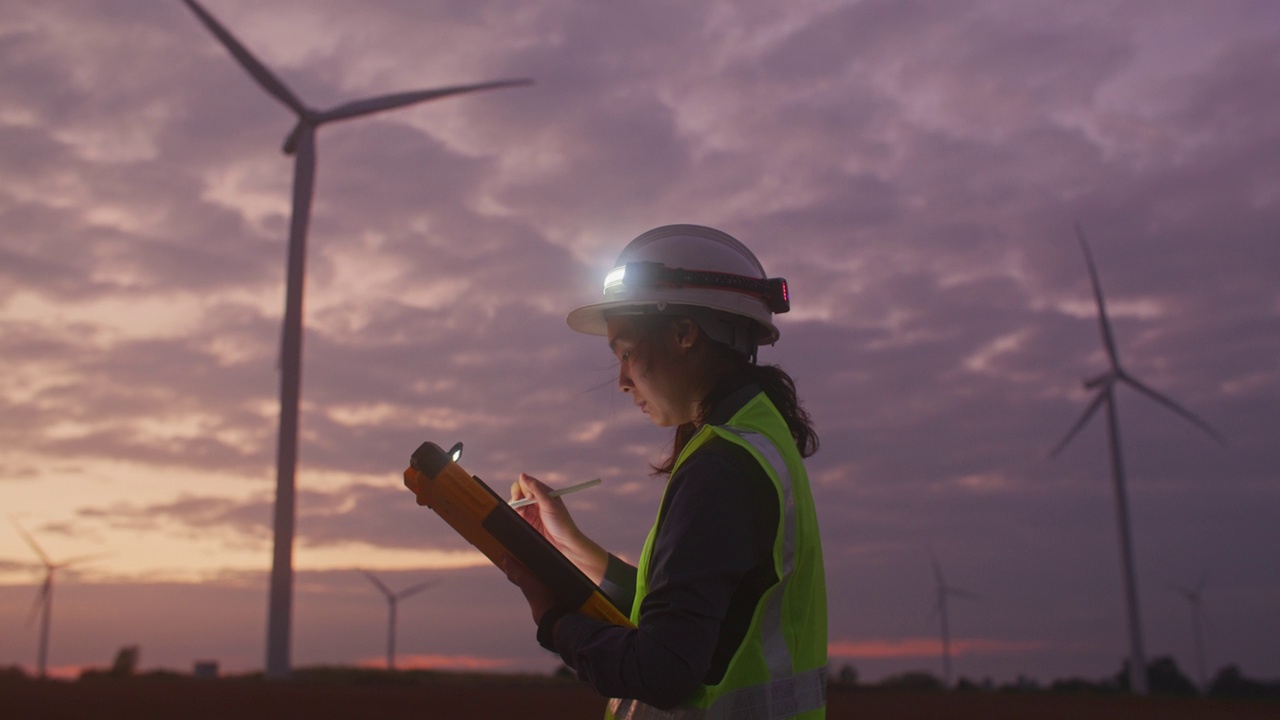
[4,654,1277,701]
[829,656,1280,700]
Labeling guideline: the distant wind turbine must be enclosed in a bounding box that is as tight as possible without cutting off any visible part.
[179,0,531,680]
[1050,224,1226,696]
[361,571,436,671]
[11,519,109,679]
[1175,574,1211,693]
[928,552,974,688]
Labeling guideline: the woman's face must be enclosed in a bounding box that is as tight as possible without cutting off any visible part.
[606,315,702,427]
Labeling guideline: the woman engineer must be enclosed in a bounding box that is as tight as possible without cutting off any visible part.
[505,224,828,720]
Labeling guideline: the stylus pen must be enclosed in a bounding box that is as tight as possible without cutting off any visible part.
[509,478,602,509]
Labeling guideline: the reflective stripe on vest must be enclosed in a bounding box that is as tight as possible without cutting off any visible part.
[608,423,825,720]
[722,428,797,682]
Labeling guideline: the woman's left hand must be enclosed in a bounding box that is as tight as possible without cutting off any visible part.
[501,555,557,624]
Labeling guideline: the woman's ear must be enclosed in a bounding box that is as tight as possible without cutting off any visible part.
[671,317,700,351]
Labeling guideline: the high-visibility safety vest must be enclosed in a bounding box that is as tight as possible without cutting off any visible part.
[607,391,828,720]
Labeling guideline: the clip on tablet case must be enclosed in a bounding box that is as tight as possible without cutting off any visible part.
[404,441,634,628]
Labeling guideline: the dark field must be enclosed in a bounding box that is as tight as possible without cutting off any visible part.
[4,674,1277,720]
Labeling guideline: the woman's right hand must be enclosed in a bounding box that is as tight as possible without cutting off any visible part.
[511,472,609,583]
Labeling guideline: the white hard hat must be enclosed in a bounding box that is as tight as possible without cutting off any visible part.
[566,224,789,352]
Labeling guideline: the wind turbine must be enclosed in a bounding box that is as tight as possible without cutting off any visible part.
[928,552,973,688]
[1050,224,1226,696]
[361,571,436,671]
[12,519,108,679]
[1175,574,1211,693]
[179,0,530,679]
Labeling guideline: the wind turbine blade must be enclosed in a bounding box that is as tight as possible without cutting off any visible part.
[181,0,307,115]
[1119,373,1227,445]
[10,519,52,567]
[317,79,533,123]
[1050,390,1107,458]
[361,570,393,598]
[26,576,51,628]
[1074,223,1122,370]
[395,581,437,601]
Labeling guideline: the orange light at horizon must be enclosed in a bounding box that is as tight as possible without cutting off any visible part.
[355,654,516,672]
[829,637,1046,659]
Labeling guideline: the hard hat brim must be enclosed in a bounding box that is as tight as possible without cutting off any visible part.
[566,298,781,346]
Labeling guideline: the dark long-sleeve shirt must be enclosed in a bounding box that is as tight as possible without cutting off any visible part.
[539,386,780,709]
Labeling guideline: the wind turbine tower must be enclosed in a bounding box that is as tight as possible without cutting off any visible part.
[1176,575,1211,693]
[1050,224,1225,696]
[180,0,530,679]
[361,571,436,671]
[12,519,107,679]
[929,553,973,688]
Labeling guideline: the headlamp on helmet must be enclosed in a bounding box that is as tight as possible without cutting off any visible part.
[604,261,790,314]
[567,224,787,348]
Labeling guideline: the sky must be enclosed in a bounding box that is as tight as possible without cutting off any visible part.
[1,0,1277,687]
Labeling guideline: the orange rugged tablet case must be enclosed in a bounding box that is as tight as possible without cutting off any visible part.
[403,441,633,628]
